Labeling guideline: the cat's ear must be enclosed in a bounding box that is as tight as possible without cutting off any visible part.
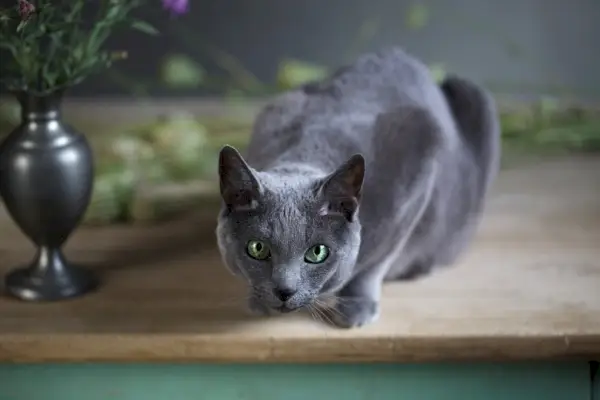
[318,154,365,222]
[218,145,262,212]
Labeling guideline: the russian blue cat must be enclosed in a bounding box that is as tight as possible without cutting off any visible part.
[216,47,500,328]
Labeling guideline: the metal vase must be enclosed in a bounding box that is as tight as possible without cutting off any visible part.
[0,91,97,301]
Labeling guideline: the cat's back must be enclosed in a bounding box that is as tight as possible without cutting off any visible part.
[309,47,443,110]
[245,47,453,169]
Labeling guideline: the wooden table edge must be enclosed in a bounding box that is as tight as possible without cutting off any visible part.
[1,334,598,363]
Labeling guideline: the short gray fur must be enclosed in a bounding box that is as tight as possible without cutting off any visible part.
[216,47,500,328]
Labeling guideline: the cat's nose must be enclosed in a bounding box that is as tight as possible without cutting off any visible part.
[273,287,296,302]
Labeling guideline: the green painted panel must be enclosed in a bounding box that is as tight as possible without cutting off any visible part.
[593,362,599,400]
[0,363,589,400]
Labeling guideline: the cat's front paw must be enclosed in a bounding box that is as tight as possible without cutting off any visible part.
[246,295,273,317]
[327,298,380,329]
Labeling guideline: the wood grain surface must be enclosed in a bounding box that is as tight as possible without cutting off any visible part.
[0,157,599,363]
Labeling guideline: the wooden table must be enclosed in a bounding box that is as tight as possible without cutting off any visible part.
[0,156,599,399]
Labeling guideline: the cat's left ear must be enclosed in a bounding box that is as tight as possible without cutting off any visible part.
[218,145,262,212]
[318,154,365,222]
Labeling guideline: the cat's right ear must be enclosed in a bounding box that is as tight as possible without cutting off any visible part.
[218,145,262,212]
[317,153,365,222]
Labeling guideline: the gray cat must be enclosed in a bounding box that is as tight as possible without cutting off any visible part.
[216,47,500,328]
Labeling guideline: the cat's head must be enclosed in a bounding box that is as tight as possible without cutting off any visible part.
[215,145,364,313]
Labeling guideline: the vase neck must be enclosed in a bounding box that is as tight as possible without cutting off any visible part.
[34,246,68,274]
[16,92,63,122]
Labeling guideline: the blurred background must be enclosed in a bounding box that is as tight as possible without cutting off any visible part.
[1,0,599,226]
[2,0,598,100]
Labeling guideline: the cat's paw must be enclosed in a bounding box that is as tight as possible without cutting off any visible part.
[246,296,273,317]
[327,298,380,329]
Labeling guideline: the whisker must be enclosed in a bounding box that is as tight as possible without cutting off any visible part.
[314,303,336,326]
[307,305,325,325]
[313,299,343,325]
[310,302,327,323]
[324,305,345,321]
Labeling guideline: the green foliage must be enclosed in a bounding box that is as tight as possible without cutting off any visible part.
[276,59,329,90]
[501,103,600,154]
[161,54,206,88]
[85,113,214,224]
[405,3,429,30]
[0,0,158,95]
[114,113,212,182]
[428,63,446,83]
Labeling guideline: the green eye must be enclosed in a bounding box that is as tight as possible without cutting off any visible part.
[246,240,271,260]
[304,244,330,264]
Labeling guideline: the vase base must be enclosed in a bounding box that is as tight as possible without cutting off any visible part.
[4,265,98,302]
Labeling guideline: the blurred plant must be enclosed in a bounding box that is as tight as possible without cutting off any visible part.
[85,112,213,224]
[0,0,187,95]
[112,112,211,182]
[501,100,600,156]
[276,59,329,90]
[405,3,429,30]
[428,63,446,83]
[161,54,206,88]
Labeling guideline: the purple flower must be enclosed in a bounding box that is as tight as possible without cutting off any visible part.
[162,0,189,15]
[17,0,35,20]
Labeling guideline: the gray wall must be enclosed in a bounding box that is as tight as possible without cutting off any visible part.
[9,0,600,100]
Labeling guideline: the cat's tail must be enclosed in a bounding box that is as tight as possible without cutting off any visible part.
[440,76,501,188]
